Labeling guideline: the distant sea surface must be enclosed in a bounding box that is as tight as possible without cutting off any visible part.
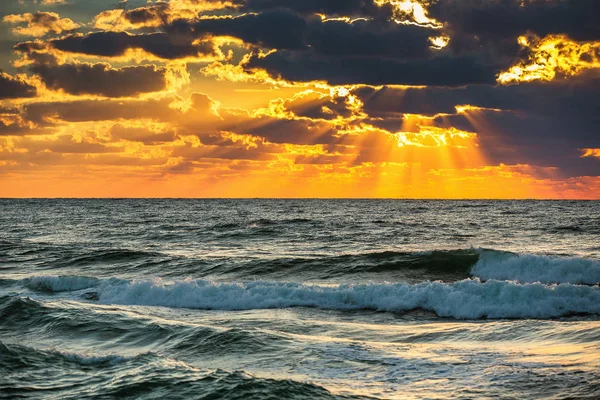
[1,199,600,399]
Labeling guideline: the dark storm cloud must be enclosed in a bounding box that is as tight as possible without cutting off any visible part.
[30,61,168,97]
[429,0,600,60]
[305,18,433,58]
[16,31,219,60]
[192,11,310,50]
[430,0,600,42]
[237,0,393,19]
[190,10,435,56]
[122,3,169,25]
[244,50,499,86]
[21,9,435,63]
[219,0,599,87]
[0,119,33,136]
[465,110,599,177]
[353,76,600,177]
[354,75,600,125]
[0,71,37,99]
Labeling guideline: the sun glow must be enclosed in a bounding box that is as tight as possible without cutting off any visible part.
[395,127,477,148]
[429,36,450,50]
[375,0,442,28]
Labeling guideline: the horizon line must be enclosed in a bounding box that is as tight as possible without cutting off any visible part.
[1,197,598,201]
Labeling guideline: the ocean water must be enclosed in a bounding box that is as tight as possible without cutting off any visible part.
[1,199,599,399]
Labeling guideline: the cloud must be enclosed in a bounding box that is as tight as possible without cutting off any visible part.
[110,124,178,144]
[281,90,357,120]
[17,0,69,4]
[30,59,169,97]
[102,9,424,55]
[172,140,279,162]
[352,76,600,177]
[94,1,234,30]
[23,97,176,124]
[0,71,37,99]
[234,116,340,145]
[3,12,79,37]
[17,31,221,61]
[244,50,498,86]
[581,149,600,159]
[429,0,600,43]
[236,0,393,18]
[498,34,600,84]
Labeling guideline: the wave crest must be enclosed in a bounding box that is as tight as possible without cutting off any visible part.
[25,275,101,292]
[472,250,600,285]
[92,277,600,320]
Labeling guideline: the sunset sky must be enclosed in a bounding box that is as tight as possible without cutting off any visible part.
[0,0,598,198]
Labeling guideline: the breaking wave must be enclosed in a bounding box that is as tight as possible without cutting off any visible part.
[25,275,101,292]
[94,278,600,319]
[13,275,588,320]
[472,250,600,285]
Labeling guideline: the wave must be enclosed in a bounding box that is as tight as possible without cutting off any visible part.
[0,342,346,399]
[213,249,480,281]
[551,225,584,233]
[47,276,598,320]
[8,247,600,291]
[25,275,102,292]
[214,248,600,285]
[0,341,143,368]
[0,295,290,358]
[472,250,600,285]
[0,295,179,349]
[59,248,163,266]
[169,327,290,356]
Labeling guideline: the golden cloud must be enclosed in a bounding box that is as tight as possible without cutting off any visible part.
[3,12,80,37]
[93,1,235,31]
[498,34,600,84]
[581,148,600,158]
[375,0,442,28]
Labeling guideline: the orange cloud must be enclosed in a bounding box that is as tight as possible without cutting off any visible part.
[93,1,235,31]
[581,148,600,158]
[0,82,597,199]
[498,34,600,84]
[3,12,79,37]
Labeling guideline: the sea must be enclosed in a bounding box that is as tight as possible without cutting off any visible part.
[1,199,599,399]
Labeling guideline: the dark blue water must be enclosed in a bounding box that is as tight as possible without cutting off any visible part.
[1,200,599,399]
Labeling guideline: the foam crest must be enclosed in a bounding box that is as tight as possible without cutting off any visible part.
[472,250,600,285]
[59,351,133,365]
[96,278,600,319]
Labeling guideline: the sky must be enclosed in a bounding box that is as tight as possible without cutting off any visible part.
[0,0,598,198]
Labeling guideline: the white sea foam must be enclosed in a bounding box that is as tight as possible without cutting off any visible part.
[26,275,101,292]
[472,250,600,285]
[95,277,600,319]
[58,351,133,365]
